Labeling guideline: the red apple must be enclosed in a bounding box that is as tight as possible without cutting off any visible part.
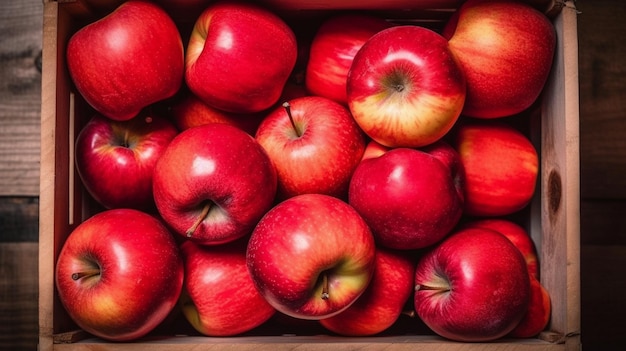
[443,0,556,118]
[347,25,466,148]
[66,1,183,121]
[55,209,184,341]
[463,218,539,279]
[348,143,464,250]
[509,275,551,338]
[255,96,366,200]
[169,93,263,135]
[319,248,415,336]
[74,112,178,212]
[179,239,275,336]
[246,193,376,320]
[152,123,277,245]
[454,120,539,217]
[414,226,530,342]
[361,140,389,161]
[185,1,297,113]
[305,14,391,104]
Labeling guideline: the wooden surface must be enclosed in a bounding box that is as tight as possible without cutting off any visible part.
[0,243,38,351]
[0,0,42,197]
[1,0,626,350]
[576,1,626,349]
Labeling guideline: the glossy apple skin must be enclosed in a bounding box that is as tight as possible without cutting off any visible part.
[461,219,549,337]
[348,145,464,250]
[319,248,415,336]
[179,239,275,336]
[152,123,277,245]
[444,0,556,118]
[246,193,376,320]
[185,1,297,113]
[255,96,366,200]
[75,113,178,212]
[347,25,466,148]
[463,218,539,278]
[509,275,551,338]
[414,227,530,342]
[454,121,539,217]
[306,14,391,104]
[67,1,183,121]
[169,93,264,136]
[55,209,184,341]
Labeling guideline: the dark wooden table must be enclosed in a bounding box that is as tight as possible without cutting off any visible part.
[1,1,625,350]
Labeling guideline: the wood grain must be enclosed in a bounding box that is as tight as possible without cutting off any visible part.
[0,242,39,351]
[0,197,39,242]
[578,1,626,200]
[0,0,43,197]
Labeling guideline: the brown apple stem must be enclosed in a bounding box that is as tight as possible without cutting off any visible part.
[415,284,450,292]
[122,128,132,148]
[321,273,330,300]
[71,269,100,281]
[282,102,302,137]
[186,202,212,238]
[402,310,417,318]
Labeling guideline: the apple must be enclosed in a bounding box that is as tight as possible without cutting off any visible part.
[509,275,551,338]
[454,120,539,217]
[305,14,391,104]
[348,143,465,250]
[255,96,366,200]
[347,25,466,148]
[178,238,275,336]
[152,123,277,245]
[55,208,184,341]
[74,112,178,212]
[361,140,389,161]
[463,218,539,278]
[319,248,415,336]
[66,1,184,121]
[414,226,530,342]
[246,193,376,320]
[460,219,549,338]
[169,93,263,136]
[185,1,297,114]
[443,0,556,118]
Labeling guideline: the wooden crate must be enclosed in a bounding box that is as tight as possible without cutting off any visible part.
[38,0,581,350]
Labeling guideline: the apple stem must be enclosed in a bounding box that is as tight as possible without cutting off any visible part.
[282,102,302,137]
[402,310,417,318]
[71,269,100,281]
[186,202,212,238]
[415,284,450,292]
[321,273,330,300]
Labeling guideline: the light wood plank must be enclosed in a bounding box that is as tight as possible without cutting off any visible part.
[538,2,580,349]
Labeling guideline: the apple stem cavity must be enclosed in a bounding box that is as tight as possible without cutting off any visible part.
[121,129,131,148]
[282,102,303,137]
[71,269,100,281]
[415,284,450,292]
[392,84,405,92]
[321,272,330,300]
[186,201,212,238]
